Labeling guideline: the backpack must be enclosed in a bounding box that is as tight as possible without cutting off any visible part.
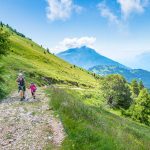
[19,78,25,86]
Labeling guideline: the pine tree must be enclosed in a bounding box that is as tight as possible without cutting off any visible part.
[139,80,144,90]
[0,22,3,27]
[47,48,50,53]
[6,24,9,28]
[130,79,139,97]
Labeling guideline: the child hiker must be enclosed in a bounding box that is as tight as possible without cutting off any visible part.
[30,83,37,99]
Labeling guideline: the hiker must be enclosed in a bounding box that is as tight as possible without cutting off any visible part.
[16,73,26,101]
[30,83,37,99]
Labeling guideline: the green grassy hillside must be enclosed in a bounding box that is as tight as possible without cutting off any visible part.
[47,87,150,150]
[0,25,99,96]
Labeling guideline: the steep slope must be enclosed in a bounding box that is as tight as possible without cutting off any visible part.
[57,46,126,69]
[0,26,99,96]
[89,65,150,88]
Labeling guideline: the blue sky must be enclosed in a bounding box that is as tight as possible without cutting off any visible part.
[0,0,150,68]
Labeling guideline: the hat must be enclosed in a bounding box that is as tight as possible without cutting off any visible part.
[18,73,23,77]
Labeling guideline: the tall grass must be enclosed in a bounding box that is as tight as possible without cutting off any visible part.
[47,87,150,150]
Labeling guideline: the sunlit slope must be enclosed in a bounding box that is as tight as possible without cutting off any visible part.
[0,27,99,93]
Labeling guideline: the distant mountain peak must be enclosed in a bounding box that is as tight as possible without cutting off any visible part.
[80,46,88,49]
[59,46,95,53]
[57,46,127,70]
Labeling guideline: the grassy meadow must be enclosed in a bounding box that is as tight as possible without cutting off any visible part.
[46,87,150,150]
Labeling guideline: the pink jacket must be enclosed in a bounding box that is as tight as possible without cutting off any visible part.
[30,84,37,92]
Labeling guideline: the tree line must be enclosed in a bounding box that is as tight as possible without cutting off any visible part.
[0,24,11,98]
[100,74,150,126]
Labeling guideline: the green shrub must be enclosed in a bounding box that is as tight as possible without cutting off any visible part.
[0,30,11,99]
[100,74,132,109]
[131,88,150,126]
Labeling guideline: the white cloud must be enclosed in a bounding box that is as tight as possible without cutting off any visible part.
[53,37,96,52]
[117,0,149,19]
[60,37,96,48]
[46,0,82,21]
[97,2,120,25]
[98,0,149,27]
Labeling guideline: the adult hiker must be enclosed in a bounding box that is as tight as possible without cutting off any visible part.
[16,73,26,101]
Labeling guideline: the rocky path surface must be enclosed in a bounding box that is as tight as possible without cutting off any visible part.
[0,88,65,150]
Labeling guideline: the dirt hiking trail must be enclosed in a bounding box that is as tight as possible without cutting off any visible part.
[0,88,65,150]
